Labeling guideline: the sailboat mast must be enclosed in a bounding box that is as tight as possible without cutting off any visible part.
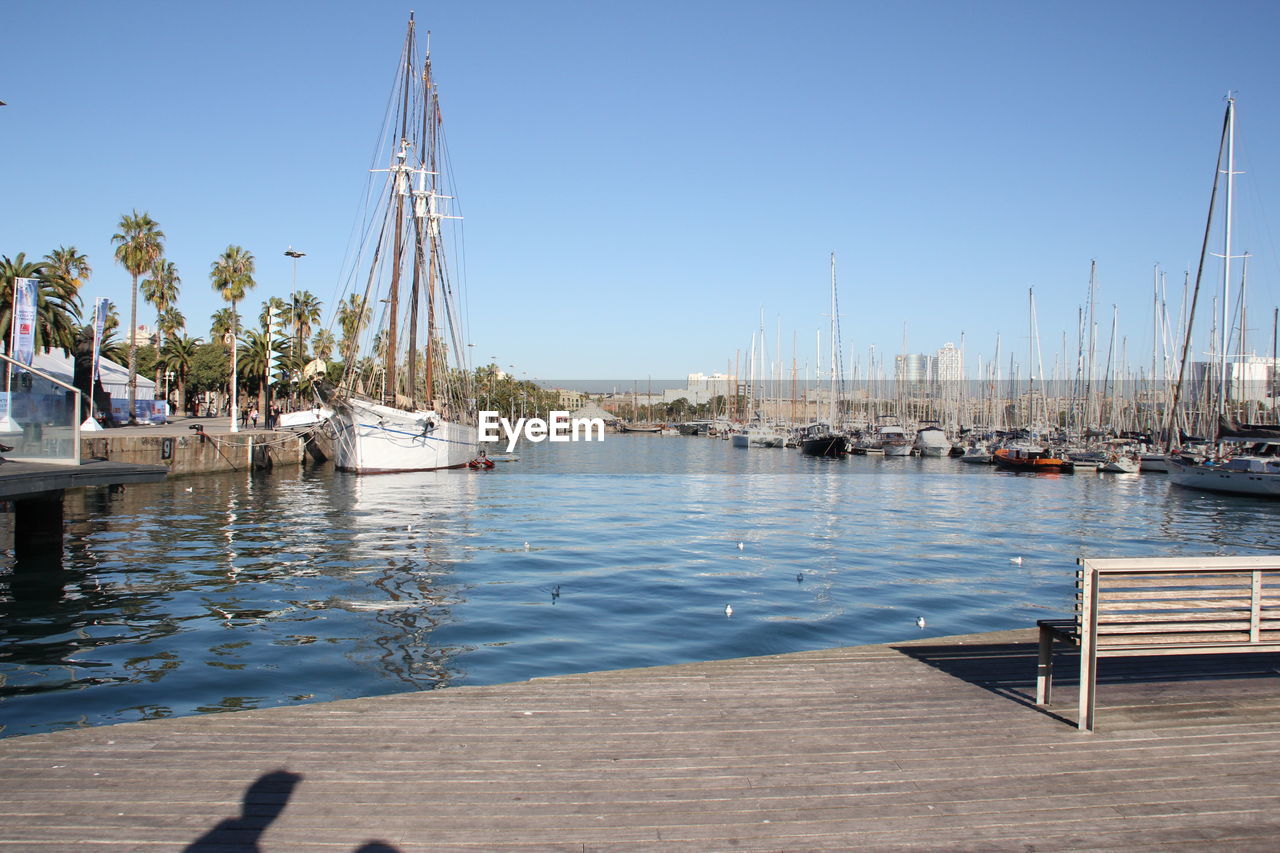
[1218,94,1236,416]
[424,44,440,410]
[384,17,416,405]
[406,48,433,409]
[828,252,837,425]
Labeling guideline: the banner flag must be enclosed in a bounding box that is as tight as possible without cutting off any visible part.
[12,277,37,366]
[92,298,110,382]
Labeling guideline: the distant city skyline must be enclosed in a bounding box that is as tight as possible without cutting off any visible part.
[4,1,1279,379]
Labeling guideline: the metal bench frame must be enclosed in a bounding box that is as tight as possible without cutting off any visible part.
[1037,556,1280,731]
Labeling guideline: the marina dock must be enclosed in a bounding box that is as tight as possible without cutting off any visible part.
[3,628,1280,850]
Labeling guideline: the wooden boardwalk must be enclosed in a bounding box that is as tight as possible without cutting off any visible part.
[4,628,1280,851]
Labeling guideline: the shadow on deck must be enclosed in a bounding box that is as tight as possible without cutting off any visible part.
[895,637,1280,731]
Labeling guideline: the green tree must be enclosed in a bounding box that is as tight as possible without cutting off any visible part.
[210,307,235,344]
[335,293,370,363]
[311,328,336,362]
[135,344,160,382]
[157,306,185,341]
[142,259,181,393]
[237,328,273,413]
[141,259,180,344]
[288,290,322,365]
[43,246,92,294]
[0,253,84,356]
[112,211,165,421]
[209,245,256,426]
[187,341,230,412]
[160,333,199,412]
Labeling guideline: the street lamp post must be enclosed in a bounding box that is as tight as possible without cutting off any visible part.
[281,248,305,414]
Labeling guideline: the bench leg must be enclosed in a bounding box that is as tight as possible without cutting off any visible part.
[1078,643,1098,731]
[1036,625,1054,705]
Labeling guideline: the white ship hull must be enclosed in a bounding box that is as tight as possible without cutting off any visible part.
[1166,455,1280,497]
[331,398,475,473]
[913,428,951,457]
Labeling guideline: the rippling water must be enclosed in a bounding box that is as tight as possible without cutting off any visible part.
[2,435,1278,737]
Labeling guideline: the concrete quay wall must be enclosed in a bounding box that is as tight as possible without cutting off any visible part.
[80,429,305,477]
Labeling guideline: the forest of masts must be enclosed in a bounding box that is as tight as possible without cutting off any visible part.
[719,259,1279,442]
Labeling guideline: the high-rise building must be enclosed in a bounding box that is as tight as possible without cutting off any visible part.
[935,342,962,383]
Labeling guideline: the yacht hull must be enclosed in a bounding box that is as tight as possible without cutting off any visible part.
[331,399,475,473]
[1166,455,1280,497]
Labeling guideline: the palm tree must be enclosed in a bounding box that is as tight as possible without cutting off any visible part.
[141,259,180,344]
[237,328,271,414]
[210,307,236,344]
[312,328,336,361]
[160,333,200,413]
[209,245,255,427]
[142,259,181,391]
[112,211,165,422]
[258,295,288,330]
[43,246,92,293]
[0,253,84,357]
[157,306,186,342]
[336,293,371,364]
[289,290,322,366]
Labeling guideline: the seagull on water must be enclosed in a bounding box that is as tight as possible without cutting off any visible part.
[524,542,530,550]
[916,616,926,629]
[725,604,733,618]
[1009,556,1023,565]
[737,542,744,550]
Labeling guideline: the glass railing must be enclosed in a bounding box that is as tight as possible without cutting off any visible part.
[0,352,81,465]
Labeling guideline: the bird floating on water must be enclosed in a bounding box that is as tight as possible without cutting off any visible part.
[1009,556,1024,565]
[916,616,926,629]
[796,573,804,583]
[524,542,530,550]
[725,604,733,618]
[737,542,744,551]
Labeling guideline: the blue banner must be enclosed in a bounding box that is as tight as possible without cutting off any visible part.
[92,298,110,382]
[12,277,37,366]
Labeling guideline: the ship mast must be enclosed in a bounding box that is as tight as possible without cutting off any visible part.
[1217,94,1236,417]
[383,15,416,406]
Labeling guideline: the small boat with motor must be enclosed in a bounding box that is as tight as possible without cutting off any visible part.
[992,444,1074,473]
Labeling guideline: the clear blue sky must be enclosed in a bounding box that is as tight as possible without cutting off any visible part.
[4,0,1279,382]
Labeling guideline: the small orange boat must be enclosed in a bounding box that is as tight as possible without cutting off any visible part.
[992,445,1074,473]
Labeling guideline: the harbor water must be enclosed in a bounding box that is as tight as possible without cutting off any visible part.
[2,435,1278,738]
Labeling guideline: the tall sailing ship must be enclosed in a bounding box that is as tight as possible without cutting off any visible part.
[326,15,477,473]
[1164,96,1280,498]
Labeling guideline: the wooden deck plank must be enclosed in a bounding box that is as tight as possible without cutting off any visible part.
[3,628,1280,850]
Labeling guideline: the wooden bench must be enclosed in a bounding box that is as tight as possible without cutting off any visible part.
[1037,556,1280,731]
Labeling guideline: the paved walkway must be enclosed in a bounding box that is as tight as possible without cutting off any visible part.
[95,415,283,438]
[3,629,1280,851]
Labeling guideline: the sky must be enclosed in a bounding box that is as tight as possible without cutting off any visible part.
[4,0,1280,383]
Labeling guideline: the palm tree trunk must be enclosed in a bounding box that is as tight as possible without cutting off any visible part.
[127,271,138,423]
[230,298,239,432]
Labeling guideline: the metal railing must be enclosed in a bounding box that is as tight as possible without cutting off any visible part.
[0,352,81,465]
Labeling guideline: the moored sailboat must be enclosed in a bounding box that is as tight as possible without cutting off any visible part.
[1164,96,1280,497]
[801,253,848,458]
[326,16,477,473]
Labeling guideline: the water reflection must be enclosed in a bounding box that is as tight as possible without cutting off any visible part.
[2,437,1279,737]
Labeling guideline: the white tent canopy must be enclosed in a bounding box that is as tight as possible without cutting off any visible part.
[29,349,155,400]
[571,401,616,422]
